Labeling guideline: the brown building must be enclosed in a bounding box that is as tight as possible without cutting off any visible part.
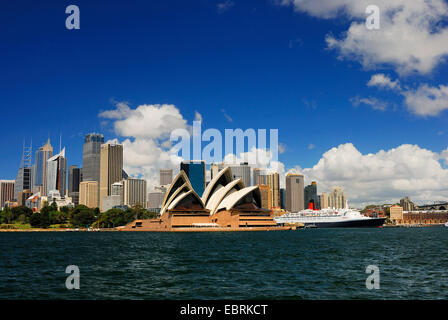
[267,172,280,208]
[0,180,15,208]
[99,143,123,211]
[79,181,99,209]
[401,211,448,225]
[17,189,33,206]
[121,167,291,232]
[258,184,272,210]
[390,205,404,223]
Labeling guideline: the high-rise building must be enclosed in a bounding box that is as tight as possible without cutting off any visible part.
[99,143,123,210]
[253,168,266,185]
[123,178,147,208]
[18,189,33,206]
[279,188,286,209]
[46,148,67,197]
[267,172,280,208]
[210,163,225,180]
[286,173,304,212]
[79,181,99,209]
[68,165,81,206]
[14,142,33,200]
[148,190,165,210]
[318,193,329,209]
[229,162,251,187]
[258,184,272,210]
[329,187,346,209]
[82,133,104,182]
[180,161,206,196]
[0,180,15,208]
[304,181,317,209]
[160,169,173,185]
[33,139,53,196]
[400,196,415,211]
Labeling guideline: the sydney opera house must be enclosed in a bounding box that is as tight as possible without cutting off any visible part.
[121,167,291,232]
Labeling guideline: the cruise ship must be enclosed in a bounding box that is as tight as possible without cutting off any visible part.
[275,206,386,228]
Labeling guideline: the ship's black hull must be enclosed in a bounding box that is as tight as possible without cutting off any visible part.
[303,218,386,228]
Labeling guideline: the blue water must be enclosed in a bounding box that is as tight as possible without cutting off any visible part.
[1,228,447,299]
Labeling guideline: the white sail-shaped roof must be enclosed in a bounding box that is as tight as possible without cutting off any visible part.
[201,166,234,205]
[167,190,204,211]
[161,171,192,209]
[206,179,245,214]
[216,186,261,212]
[160,182,193,215]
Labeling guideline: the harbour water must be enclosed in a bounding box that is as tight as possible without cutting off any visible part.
[1,228,447,299]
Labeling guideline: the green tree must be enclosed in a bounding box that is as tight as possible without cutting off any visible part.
[70,209,96,227]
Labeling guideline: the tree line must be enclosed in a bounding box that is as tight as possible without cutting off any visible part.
[0,202,158,229]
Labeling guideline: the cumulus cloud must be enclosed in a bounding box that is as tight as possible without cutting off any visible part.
[350,96,387,111]
[99,103,188,189]
[402,84,448,116]
[367,73,401,90]
[279,0,448,75]
[292,143,448,207]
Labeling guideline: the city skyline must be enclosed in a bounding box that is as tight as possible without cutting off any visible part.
[1,1,448,206]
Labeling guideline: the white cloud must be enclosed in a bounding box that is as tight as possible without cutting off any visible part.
[350,96,387,111]
[367,73,401,90]
[217,0,234,14]
[291,143,448,206]
[280,0,448,75]
[195,111,203,122]
[402,84,448,116]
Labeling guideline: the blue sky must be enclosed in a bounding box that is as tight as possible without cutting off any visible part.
[1,0,448,204]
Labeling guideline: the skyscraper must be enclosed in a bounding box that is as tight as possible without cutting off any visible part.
[329,187,346,209]
[229,162,251,187]
[318,193,329,209]
[79,181,99,209]
[14,141,33,200]
[304,181,317,209]
[180,161,206,196]
[286,173,304,212]
[123,178,147,208]
[210,162,225,180]
[33,139,53,195]
[82,133,104,182]
[46,148,67,197]
[258,184,272,210]
[267,172,280,208]
[68,165,81,206]
[253,168,267,185]
[0,180,15,208]
[160,169,173,185]
[99,143,123,210]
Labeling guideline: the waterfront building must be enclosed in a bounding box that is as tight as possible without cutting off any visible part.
[123,178,147,209]
[180,161,206,196]
[159,169,173,185]
[258,184,272,210]
[68,165,81,206]
[229,162,251,187]
[32,139,53,196]
[304,181,317,209]
[122,167,284,231]
[402,210,448,225]
[148,189,165,211]
[79,181,99,209]
[99,143,123,211]
[0,180,15,208]
[285,173,304,212]
[400,196,416,211]
[47,190,74,209]
[390,205,404,224]
[267,172,280,208]
[46,148,67,197]
[329,187,346,209]
[318,193,329,209]
[82,133,104,182]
